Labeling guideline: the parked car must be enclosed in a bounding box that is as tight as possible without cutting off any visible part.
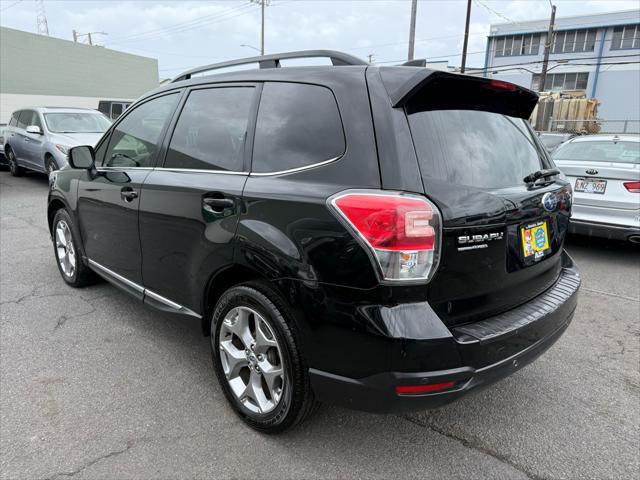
[538,132,576,154]
[4,107,111,176]
[47,50,580,433]
[98,100,132,120]
[553,134,640,242]
[0,123,7,165]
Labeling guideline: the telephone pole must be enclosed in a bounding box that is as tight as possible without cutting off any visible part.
[407,0,417,61]
[250,0,268,55]
[460,0,472,73]
[538,4,557,92]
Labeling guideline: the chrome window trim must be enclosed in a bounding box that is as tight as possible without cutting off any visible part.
[153,167,247,175]
[96,166,155,172]
[87,259,201,319]
[249,155,342,177]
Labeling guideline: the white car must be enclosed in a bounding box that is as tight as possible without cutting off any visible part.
[553,134,640,243]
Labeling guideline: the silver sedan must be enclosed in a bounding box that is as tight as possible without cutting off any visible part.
[553,134,640,243]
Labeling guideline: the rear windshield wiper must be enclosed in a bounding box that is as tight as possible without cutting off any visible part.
[523,168,560,185]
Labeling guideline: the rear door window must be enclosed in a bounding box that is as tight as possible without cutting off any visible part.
[17,111,31,129]
[251,82,345,174]
[164,87,255,172]
[407,110,544,189]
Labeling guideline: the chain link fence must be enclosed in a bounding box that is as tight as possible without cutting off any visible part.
[542,119,640,135]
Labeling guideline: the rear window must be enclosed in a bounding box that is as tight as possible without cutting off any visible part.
[408,110,544,189]
[251,82,345,174]
[553,140,640,164]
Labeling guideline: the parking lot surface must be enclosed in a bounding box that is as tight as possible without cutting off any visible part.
[1,171,639,480]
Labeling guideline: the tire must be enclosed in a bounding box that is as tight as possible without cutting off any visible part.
[6,147,23,177]
[45,156,58,175]
[211,281,318,433]
[52,209,97,287]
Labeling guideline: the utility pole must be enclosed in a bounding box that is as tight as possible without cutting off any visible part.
[367,54,375,64]
[72,29,78,42]
[87,32,93,46]
[460,0,472,73]
[250,0,268,55]
[538,4,556,92]
[407,0,417,61]
[261,0,265,55]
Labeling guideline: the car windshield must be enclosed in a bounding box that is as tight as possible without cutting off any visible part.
[44,113,111,133]
[407,110,544,189]
[553,140,640,164]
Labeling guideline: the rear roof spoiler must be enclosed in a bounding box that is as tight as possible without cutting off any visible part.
[381,68,539,119]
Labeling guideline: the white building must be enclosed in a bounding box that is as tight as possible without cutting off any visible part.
[484,10,640,125]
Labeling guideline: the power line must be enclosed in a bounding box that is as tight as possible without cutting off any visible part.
[108,2,254,45]
[108,2,252,43]
[0,0,23,12]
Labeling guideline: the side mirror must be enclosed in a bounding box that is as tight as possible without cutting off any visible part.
[68,145,95,169]
[26,125,42,135]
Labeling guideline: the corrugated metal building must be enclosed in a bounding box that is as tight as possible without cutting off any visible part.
[0,27,159,123]
[483,10,640,128]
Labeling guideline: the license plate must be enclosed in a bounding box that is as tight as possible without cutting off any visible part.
[521,221,550,260]
[575,178,606,194]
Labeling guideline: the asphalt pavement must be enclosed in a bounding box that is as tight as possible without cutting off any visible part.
[1,171,638,480]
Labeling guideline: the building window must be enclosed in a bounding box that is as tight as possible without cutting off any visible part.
[552,29,597,53]
[611,24,640,50]
[531,72,589,92]
[494,33,541,57]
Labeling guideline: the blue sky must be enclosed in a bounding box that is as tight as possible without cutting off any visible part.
[1,0,638,78]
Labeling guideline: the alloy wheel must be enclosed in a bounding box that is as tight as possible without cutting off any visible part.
[218,306,285,414]
[55,220,76,278]
[8,150,17,175]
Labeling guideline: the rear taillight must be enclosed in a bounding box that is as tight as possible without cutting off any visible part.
[329,191,442,282]
[624,181,640,193]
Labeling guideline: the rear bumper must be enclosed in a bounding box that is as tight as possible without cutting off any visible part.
[569,218,640,241]
[570,203,640,241]
[309,252,580,413]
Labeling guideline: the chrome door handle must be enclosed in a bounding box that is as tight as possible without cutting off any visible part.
[203,197,234,212]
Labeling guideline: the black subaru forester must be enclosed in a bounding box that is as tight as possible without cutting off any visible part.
[48,50,580,433]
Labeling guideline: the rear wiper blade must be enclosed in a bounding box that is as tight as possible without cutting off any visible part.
[523,168,560,184]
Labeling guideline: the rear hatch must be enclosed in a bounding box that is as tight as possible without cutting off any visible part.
[552,138,640,210]
[389,71,572,326]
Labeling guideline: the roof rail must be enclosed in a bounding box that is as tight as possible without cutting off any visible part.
[171,49,367,82]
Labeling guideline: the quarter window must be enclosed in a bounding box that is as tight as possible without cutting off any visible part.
[252,82,345,174]
[9,111,19,127]
[164,87,254,172]
[102,93,179,168]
